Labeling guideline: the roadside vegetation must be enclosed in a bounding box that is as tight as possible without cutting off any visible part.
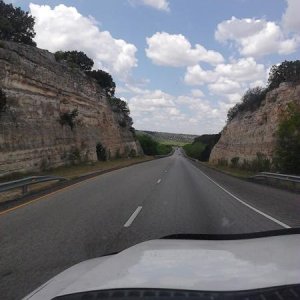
[0,0,36,46]
[183,134,220,161]
[227,60,300,123]
[137,134,172,156]
[274,103,300,174]
[223,60,300,175]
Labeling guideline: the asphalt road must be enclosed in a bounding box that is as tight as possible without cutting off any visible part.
[0,149,299,299]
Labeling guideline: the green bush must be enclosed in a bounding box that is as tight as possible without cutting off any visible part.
[137,134,172,156]
[183,142,205,160]
[275,103,300,174]
[137,134,158,155]
[226,60,300,123]
[0,0,36,46]
[227,87,267,122]
[238,154,271,172]
[59,109,78,130]
[86,70,116,97]
[231,157,240,168]
[156,143,172,155]
[96,143,107,161]
[268,60,300,91]
[54,50,94,72]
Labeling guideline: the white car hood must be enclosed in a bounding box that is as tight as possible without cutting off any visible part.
[24,234,300,299]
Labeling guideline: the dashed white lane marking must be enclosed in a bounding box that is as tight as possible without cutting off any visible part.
[157,179,162,184]
[124,206,142,227]
[195,167,291,229]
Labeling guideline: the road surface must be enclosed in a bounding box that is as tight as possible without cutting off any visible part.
[0,149,299,299]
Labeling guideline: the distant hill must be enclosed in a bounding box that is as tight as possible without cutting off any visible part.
[136,130,198,146]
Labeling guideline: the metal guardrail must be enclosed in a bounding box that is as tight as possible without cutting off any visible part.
[253,172,300,183]
[0,176,67,195]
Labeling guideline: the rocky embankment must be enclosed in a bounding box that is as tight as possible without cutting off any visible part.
[210,82,300,164]
[0,41,141,176]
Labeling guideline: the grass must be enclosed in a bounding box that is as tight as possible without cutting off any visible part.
[201,162,256,178]
[157,140,188,146]
[0,156,153,203]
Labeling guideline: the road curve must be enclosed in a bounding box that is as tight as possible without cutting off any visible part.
[0,149,299,299]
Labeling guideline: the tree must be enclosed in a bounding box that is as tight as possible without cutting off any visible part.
[268,60,300,91]
[275,103,300,174]
[86,70,116,97]
[226,87,266,122]
[0,0,36,46]
[136,134,158,155]
[54,50,94,71]
[109,97,130,115]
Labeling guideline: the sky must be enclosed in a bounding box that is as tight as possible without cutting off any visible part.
[5,0,300,134]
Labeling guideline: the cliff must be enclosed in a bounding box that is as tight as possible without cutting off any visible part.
[209,82,300,164]
[0,41,141,176]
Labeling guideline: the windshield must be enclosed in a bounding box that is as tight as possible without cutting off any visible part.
[0,1,299,299]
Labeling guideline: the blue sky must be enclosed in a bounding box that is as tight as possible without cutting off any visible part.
[7,0,300,134]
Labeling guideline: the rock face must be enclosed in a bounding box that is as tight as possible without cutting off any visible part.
[0,41,141,176]
[209,82,300,164]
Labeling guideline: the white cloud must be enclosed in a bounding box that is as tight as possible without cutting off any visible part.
[146,32,224,67]
[208,78,241,95]
[184,65,217,85]
[125,86,227,134]
[215,17,298,57]
[282,0,300,33]
[191,89,204,98]
[215,57,266,82]
[185,57,266,87]
[140,0,170,11]
[30,3,137,79]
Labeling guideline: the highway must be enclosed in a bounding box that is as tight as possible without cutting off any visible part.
[0,149,299,299]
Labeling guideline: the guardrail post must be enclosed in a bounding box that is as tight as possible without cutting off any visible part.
[22,185,28,195]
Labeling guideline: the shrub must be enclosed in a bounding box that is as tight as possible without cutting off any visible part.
[231,157,240,168]
[68,147,81,165]
[227,87,267,122]
[118,119,127,127]
[115,148,121,159]
[96,142,107,161]
[54,50,94,72]
[86,70,116,97]
[0,88,7,114]
[137,134,158,155]
[274,103,300,174]
[217,158,228,167]
[268,60,300,91]
[0,0,36,46]
[156,143,172,155]
[183,142,205,160]
[129,149,137,157]
[59,109,78,130]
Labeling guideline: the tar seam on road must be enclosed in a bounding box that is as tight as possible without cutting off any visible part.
[194,166,291,229]
[124,206,142,227]
[157,179,162,184]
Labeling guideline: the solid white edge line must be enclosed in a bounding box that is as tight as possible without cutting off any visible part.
[195,167,291,229]
[124,206,142,227]
[157,179,162,184]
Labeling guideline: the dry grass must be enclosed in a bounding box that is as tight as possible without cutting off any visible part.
[0,156,153,203]
[200,162,255,178]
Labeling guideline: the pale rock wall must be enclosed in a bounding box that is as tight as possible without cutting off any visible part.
[0,41,141,176]
[209,82,300,164]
